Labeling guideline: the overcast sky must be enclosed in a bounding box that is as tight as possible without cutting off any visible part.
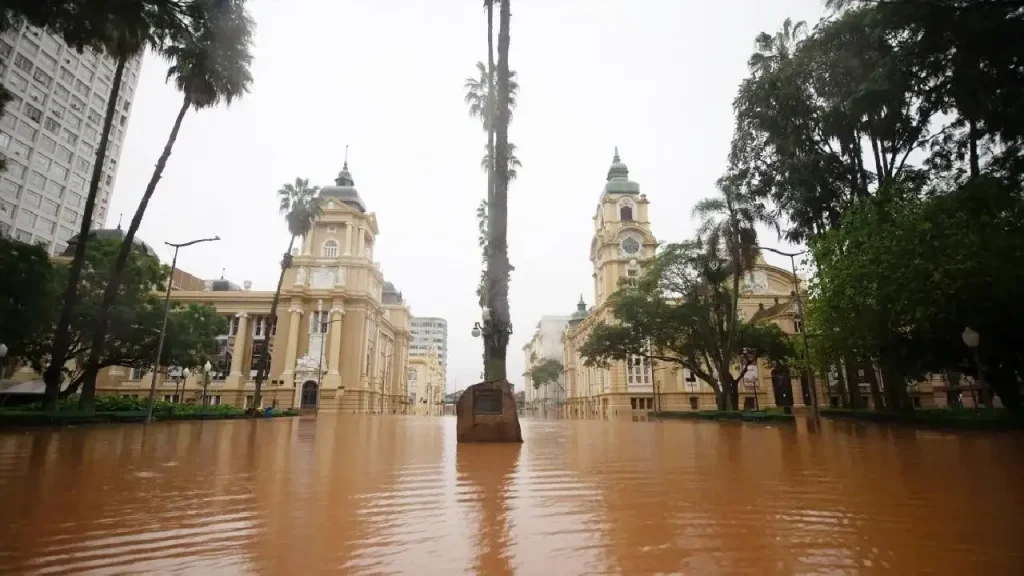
[108,0,829,394]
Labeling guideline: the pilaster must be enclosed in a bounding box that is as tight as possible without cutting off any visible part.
[280,304,303,389]
[323,305,345,389]
[226,312,248,387]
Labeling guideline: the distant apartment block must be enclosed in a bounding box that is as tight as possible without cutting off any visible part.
[0,23,142,254]
[410,317,447,374]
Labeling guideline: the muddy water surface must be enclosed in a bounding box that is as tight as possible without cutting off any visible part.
[0,415,1021,574]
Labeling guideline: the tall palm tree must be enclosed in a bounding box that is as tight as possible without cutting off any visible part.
[42,5,189,411]
[480,142,522,181]
[748,17,806,75]
[484,0,513,381]
[252,178,323,407]
[464,63,520,132]
[78,0,254,412]
[692,179,776,409]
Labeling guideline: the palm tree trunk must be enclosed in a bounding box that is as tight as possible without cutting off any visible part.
[485,0,512,381]
[42,53,128,412]
[78,96,191,412]
[254,234,297,407]
[482,0,496,381]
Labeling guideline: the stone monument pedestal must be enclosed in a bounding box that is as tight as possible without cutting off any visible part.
[456,380,523,443]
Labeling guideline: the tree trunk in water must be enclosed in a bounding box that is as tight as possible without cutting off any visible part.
[865,362,885,411]
[41,53,128,412]
[832,363,849,408]
[485,0,512,381]
[78,96,190,413]
[843,358,863,409]
[254,234,297,407]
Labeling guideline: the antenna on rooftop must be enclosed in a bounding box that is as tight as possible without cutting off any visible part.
[220,267,225,280]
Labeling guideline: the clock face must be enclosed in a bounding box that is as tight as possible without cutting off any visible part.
[621,236,641,255]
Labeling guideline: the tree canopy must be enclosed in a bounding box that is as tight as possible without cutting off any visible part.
[530,358,563,391]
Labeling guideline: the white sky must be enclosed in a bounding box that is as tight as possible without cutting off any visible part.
[107,0,829,394]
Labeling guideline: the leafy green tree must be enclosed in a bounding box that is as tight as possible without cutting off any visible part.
[580,241,792,410]
[0,238,56,370]
[253,177,323,406]
[79,0,254,412]
[22,236,225,400]
[530,358,564,391]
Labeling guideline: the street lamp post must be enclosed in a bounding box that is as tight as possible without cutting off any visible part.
[202,360,212,410]
[472,306,513,381]
[315,318,344,408]
[961,327,991,409]
[145,235,220,424]
[756,246,818,420]
[179,367,190,403]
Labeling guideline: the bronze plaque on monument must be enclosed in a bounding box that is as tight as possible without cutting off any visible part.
[473,388,503,415]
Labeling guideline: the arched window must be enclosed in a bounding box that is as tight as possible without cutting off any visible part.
[322,240,338,258]
[619,199,634,221]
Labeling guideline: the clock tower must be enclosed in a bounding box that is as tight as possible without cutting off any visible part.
[589,148,656,308]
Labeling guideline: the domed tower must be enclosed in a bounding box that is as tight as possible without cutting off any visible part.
[589,148,656,308]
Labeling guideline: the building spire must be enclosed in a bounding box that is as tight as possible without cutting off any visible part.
[613,146,620,163]
[343,144,349,170]
[335,146,355,187]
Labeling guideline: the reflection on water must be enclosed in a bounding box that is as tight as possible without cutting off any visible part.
[0,416,1021,574]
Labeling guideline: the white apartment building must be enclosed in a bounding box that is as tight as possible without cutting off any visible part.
[410,316,447,376]
[523,315,571,412]
[0,23,142,254]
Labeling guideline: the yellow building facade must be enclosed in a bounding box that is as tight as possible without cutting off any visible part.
[562,150,813,418]
[406,351,444,416]
[95,161,413,413]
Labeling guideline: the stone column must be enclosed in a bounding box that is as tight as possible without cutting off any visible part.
[280,304,303,390]
[226,313,248,387]
[343,223,352,255]
[357,226,365,258]
[323,306,345,389]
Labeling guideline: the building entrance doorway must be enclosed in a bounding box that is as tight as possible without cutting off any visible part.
[301,380,319,409]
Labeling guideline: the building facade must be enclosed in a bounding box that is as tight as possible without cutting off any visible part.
[93,161,414,413]
[1,23,141,253]
[561,150,818,418]
[410,316,447,381]
[406,350,444,416]
[522,315,571,413]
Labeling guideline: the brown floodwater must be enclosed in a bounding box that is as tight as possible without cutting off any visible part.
[0,415,1021,575]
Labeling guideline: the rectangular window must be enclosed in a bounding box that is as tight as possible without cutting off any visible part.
[82,125,96,143]
[14,229,32,243]
[35,216,55,234]
[21,38,39,56]
[309,311,329,334]
[62,54,78,71]
[32,68,53,88]
[0,40,11,58]
[43,117,60,135]
[55,145,72,164]
[0,200,15,218]
[627,355,651,385]
[5,159,26,179]
[59,67,75,84]
[0,178,19,199]
[59,127,78,146]
[0,113,16,131]
[75,157,89,174]
[28,171,46,190]
[8,72,28,93]
[45,179,63,198]
[49,101,66,119]
[42,34,60,55]
[38,52,57,72]
[24,191,42,208]
[17,209,36,227]
[229,315,239,336]
[162,395,179,403]
[65,113,81,130]
[33,155,51,172]
[62,208,78,224]
[39,134,57,154]
[27,85,46,104]
[22,102,43,123]
[40,198,58,216]
[54,84,70,103]
[79,140,94,159]
[74,79,90,96]
[69,174,85,192]
[58,226,74,241]
[8,139,29,159]
[69,95,85,113]
[65,192,82,208]
[15,121,36,142]
[50,163,68,181]
[87,108,102,125]
[209,395,221,406]
[13,53,33,73]
[90,93,105,110]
